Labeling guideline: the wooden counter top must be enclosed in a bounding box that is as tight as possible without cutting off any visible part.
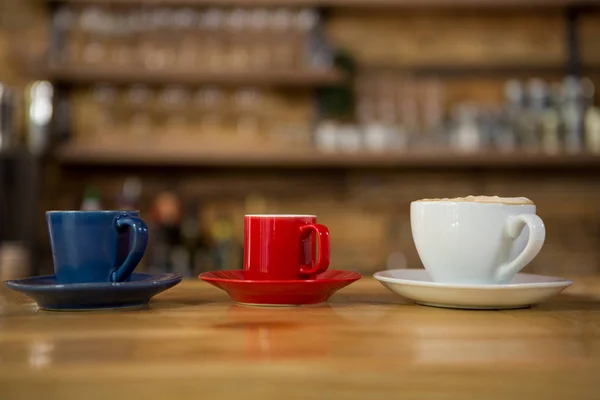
[0,276,599,399]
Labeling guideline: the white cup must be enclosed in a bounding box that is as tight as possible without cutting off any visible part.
[410,197,546,284]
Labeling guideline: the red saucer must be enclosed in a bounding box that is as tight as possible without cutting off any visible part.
[199,270,362,306]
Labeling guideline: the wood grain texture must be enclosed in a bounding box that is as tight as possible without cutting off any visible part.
[0,277,599,400]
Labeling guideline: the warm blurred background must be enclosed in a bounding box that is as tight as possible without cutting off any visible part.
[1,0,600,281]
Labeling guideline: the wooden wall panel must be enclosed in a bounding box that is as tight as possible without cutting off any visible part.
[580,11,600,66]
[326,10,565,67]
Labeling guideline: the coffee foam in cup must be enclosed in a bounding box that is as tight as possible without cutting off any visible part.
[415,195,534,205]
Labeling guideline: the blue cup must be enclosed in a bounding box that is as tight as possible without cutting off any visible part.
[46,210,149,284]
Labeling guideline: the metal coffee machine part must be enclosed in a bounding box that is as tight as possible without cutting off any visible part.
[26,81,54,155]
[0,83,15,151]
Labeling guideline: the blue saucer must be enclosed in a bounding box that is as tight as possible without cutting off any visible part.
[4,273,183,311]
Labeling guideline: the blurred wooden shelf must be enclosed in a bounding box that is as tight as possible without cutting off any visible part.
[45,0,600,8]
[363,64,600,78]
[54,146,600,169]
[35,65,346,87]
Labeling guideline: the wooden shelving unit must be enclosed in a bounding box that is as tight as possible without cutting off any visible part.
[45,0,600,8]
[34,64,346,87]
[54,145,600,169]
[362,64,600,79]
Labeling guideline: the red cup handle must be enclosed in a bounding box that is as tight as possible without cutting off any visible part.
[299,223,330,275]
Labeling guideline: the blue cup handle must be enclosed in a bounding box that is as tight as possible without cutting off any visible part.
[111,215,149,282]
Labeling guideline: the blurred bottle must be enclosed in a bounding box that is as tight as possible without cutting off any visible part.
[26,81,54,155]
[525,78,547,152]
[540,82,562,155]
[451,104,481,152]
[209,214,238,270]
[397,79,418,148]
[150,190,183,273]
[504,79,526,151]
[561,76,585,154]
[581,77,600,154]
[510,79,537,152]
[81,186,102,210]
[421,79,445,147]
[356,76,384,152]
[118,176,142,210]
[0,83,15,151]
[53,5,75,64]
[181,199,202,276]
[295,9,318,69]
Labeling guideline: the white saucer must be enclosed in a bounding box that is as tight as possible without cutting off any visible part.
[373,269,573,310]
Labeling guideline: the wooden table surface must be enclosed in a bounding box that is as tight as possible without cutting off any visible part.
[0,275,599,399]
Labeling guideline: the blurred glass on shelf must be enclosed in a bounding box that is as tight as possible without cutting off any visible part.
[127,84,154,138]
[233,88,262,139]
[583,77,600,154]
[196,86,224,133]
[314,72,600,155]
[92,84,117,139]
[159,85,191,136]
[58,5,327,73]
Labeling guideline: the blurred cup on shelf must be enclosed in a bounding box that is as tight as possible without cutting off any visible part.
[314,120,339,153]
[337,124,362,153]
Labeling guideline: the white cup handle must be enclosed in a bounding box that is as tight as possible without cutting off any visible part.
[494,214,546,283]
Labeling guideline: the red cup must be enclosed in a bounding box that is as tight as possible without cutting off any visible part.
[243,214,330,281]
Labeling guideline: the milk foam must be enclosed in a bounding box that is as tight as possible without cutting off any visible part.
[416,195,533,205]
